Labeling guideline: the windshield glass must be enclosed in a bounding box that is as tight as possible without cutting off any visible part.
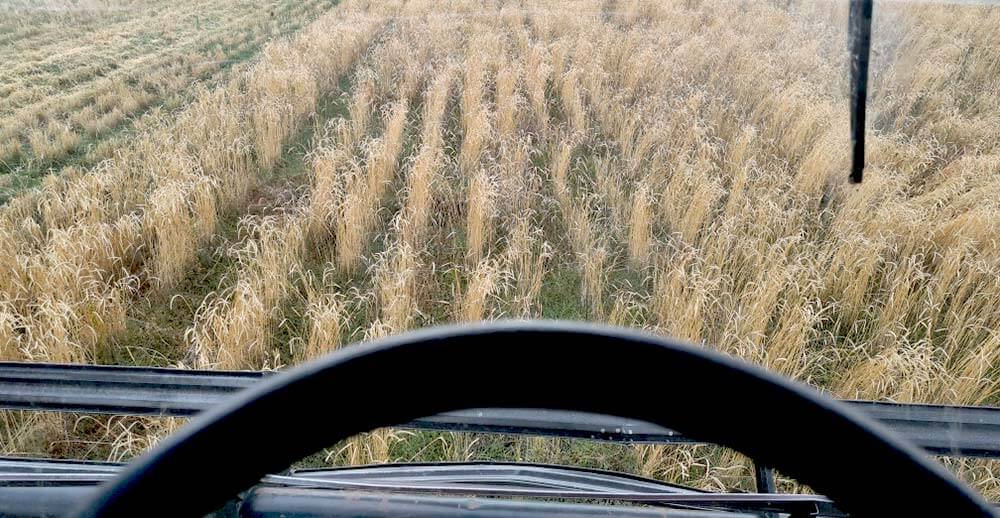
[1,0,998,502]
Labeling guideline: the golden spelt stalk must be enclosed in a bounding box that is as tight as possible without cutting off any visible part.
[627,180,653,270]
[465,168,497,266]
[457,259,499,322]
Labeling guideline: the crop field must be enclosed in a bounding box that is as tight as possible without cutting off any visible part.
[2,0,999,498]
[0,0,338,201]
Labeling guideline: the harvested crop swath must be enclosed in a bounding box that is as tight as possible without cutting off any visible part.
[0,0,338,197]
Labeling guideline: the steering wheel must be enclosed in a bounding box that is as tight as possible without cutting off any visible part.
[70,321,994,517]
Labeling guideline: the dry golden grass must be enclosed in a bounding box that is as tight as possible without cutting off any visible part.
[1,0,380,366]
[3,0,1000,500]
[627,179,653,269]
[457,259,502,322]
[465,168,497,266]
[503,214,549,318]
[301,273,345,361]
[0,0,338,193]
[368,239,422,338]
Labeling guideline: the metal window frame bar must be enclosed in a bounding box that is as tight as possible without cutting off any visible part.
[1,362,997,462]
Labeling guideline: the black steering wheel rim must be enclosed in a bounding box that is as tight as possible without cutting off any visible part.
[71,321,993,517]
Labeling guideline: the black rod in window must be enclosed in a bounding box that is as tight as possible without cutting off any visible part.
[849,0,873,184]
